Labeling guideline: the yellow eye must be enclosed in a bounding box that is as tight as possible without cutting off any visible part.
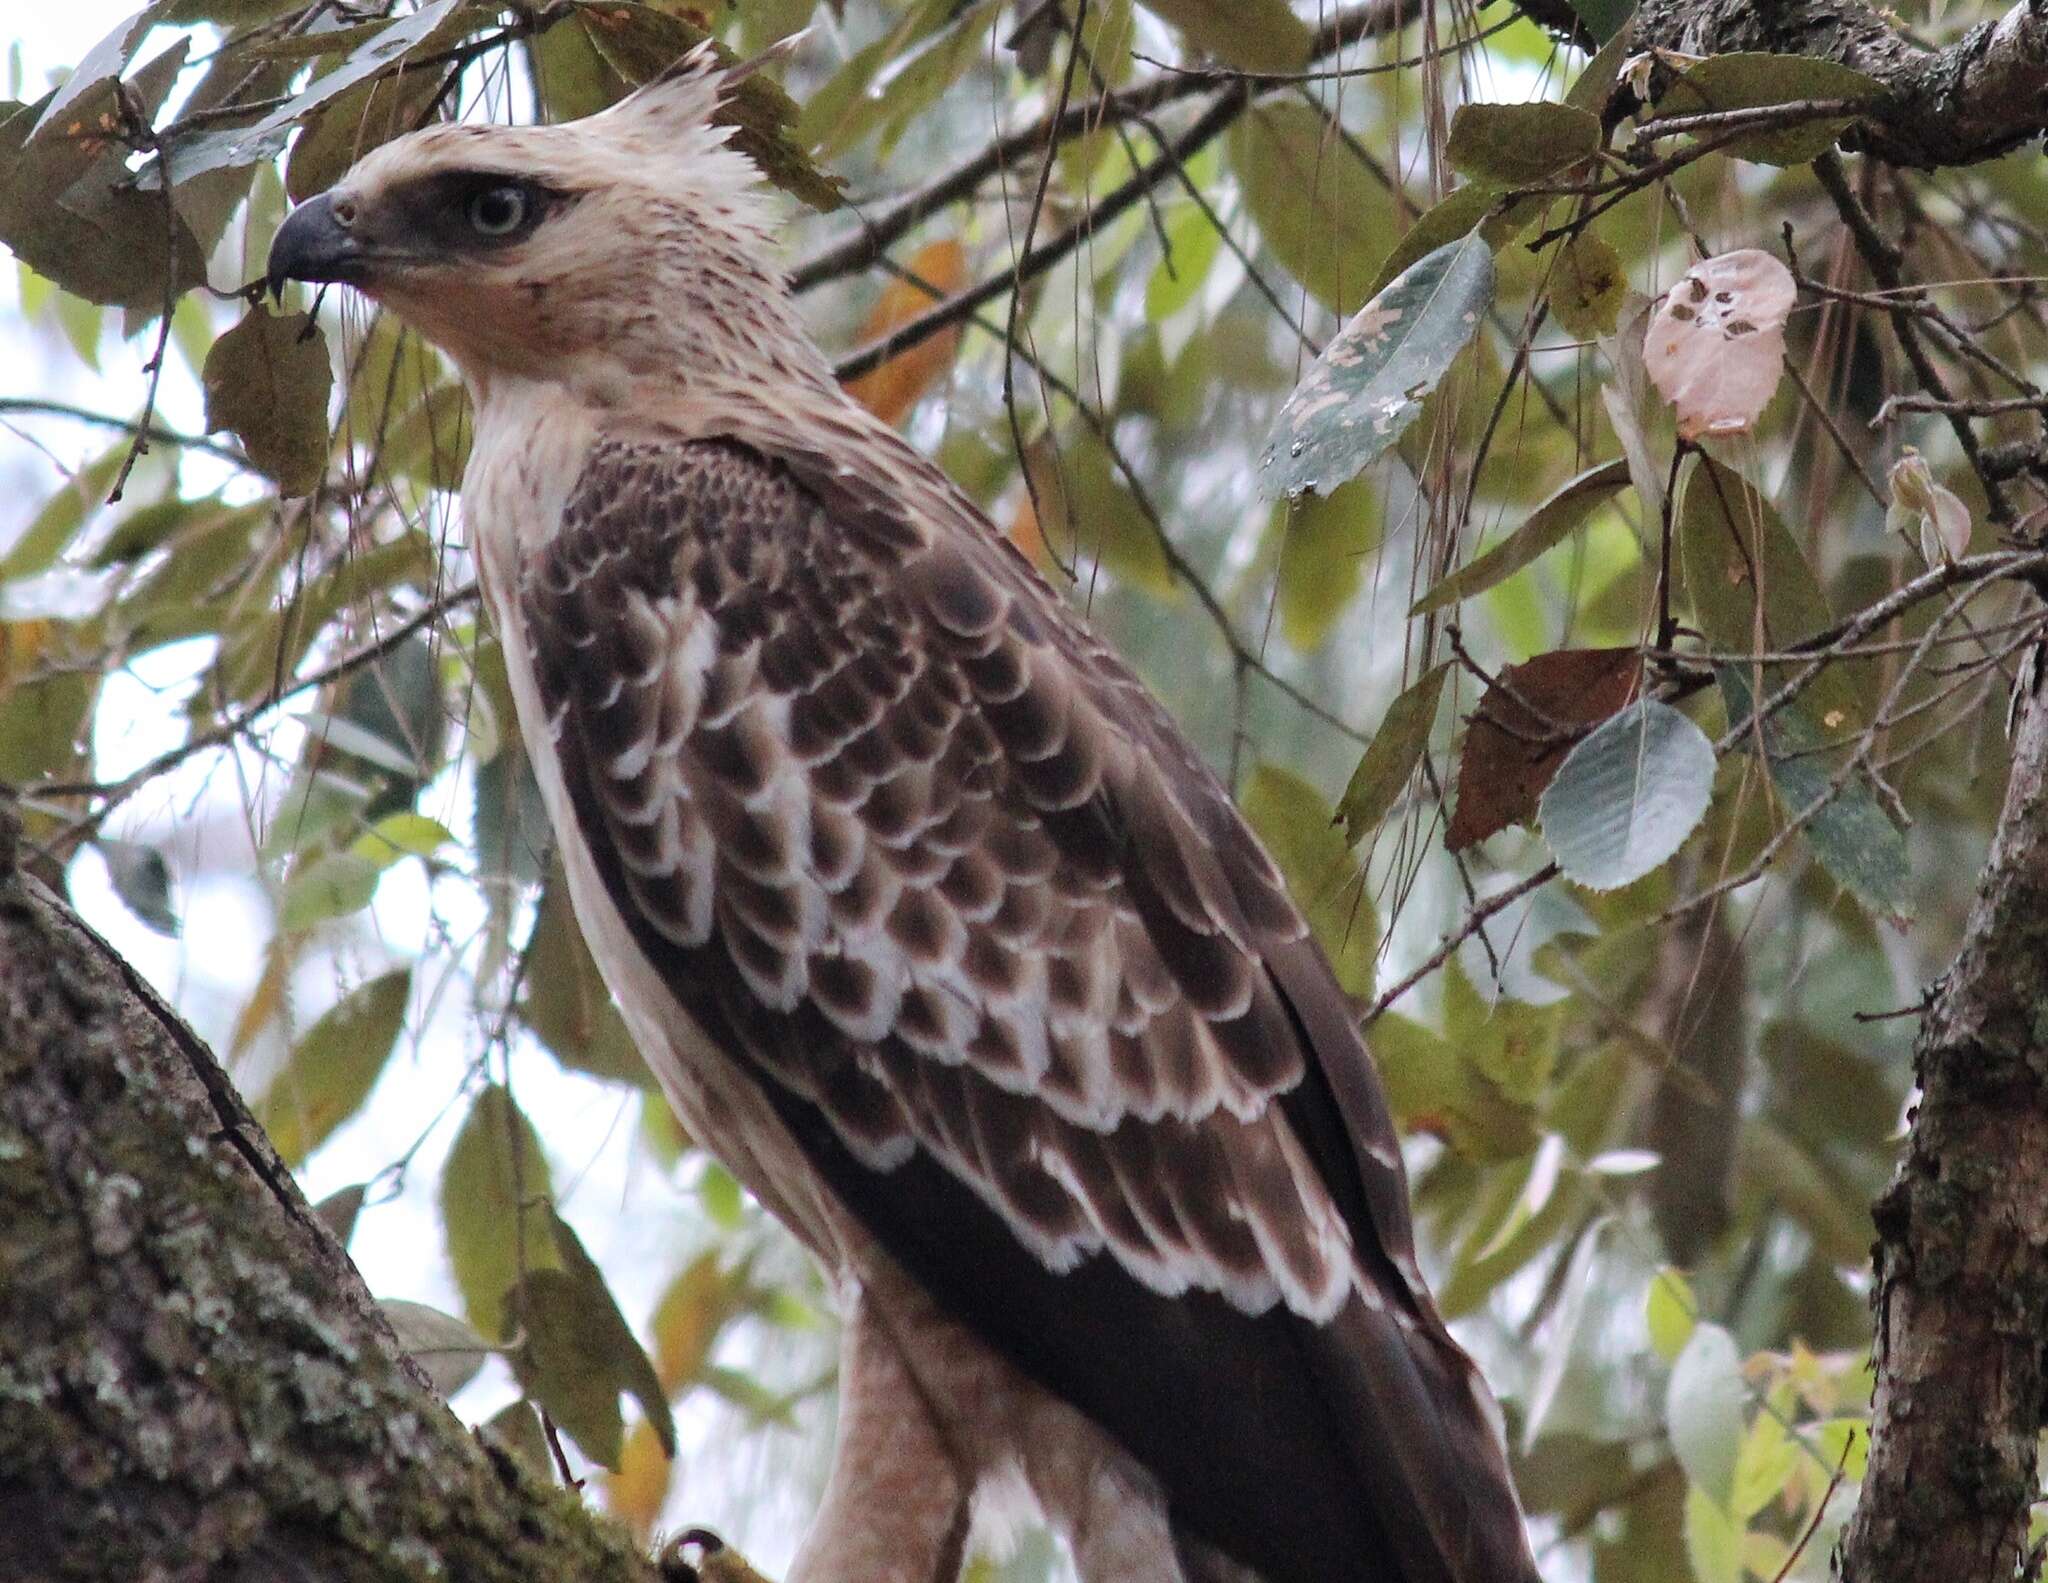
[466,185,529,237]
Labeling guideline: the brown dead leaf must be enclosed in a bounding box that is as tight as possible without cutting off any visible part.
[1447,646,1643,851]
[842,238,967,425]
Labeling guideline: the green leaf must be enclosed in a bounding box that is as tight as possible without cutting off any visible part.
[313,1183,367,1247]
[1659,53,1884,166]
[1024,432,1176,597]
[201,307,333,495]
[1683,1484,1744,1583]
[2,438,127,582]
[1549,233,1627,339]
[520,866,650,1087]
[1731,1399,1798,1520]
[1412,459,1630,614]
[1446,101,1601,186]
[0,50,208,309]
[283,64,448,205]
[1135,0,1310,72]
[352,811,454,863]
[1539,698,1715,891]
[1272,477,1378,648]
[231,0,474,155]
[1813,1417,1869,1482]
[1241,764,1375,997]
[29,4,173,141]
[1363,184,1534,304]
[441,1085,560,1340]
[380,1298,494,1399]
[1231,101,1397,315]
[1569,0,1635,44]
[1646,1266,1697,1362]
[507,1271,627,1469]
[479,1398,553,1476]
[277,849,382,931]
[1337,662,1449,844]
[569,1,842,209]
[1372,1012,1540,1163]
[1678,455,1862,737]
[1718,667,1911,925]
[99,838,179,935]
[1258,234,1495,499]
[254,968,410,1167]
[548,1213,675,1456]
[1667,1321,1744,1510]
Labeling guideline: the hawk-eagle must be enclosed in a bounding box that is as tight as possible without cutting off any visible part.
[268,49,1539,1583]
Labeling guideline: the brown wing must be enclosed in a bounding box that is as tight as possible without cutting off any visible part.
[520,432,1536,1583]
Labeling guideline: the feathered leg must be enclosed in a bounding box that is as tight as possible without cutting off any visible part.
[787,1288,972,1583]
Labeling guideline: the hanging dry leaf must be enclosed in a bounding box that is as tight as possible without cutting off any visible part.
[1448,647,1644,852]
[841,239,968,425]
[1643,249,1795,441]
[1886,448,1971,564]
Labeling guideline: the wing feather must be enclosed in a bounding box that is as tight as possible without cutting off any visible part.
[519,431,1536,1583]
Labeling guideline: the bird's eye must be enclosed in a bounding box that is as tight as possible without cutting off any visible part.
[465,184,530,238]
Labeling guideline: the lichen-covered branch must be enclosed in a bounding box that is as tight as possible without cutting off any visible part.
[1631,0,2048,167]
[1837,675,2048,1581]
[0,804,660,1583]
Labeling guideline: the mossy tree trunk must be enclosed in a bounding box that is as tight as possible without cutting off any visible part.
[0,806,661,1583]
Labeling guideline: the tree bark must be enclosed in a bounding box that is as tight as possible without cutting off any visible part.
[1630,0,2048,167]
[1837,681,2048,1582]
[0,805,661,1583]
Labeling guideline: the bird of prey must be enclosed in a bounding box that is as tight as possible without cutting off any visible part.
[268,48,1539,1583]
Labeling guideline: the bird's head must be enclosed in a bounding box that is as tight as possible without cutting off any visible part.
[267,45,814,398]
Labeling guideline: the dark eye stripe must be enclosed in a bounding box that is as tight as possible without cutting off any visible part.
[392,170,575,252]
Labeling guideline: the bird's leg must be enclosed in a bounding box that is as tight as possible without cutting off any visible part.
[1011,1394,1188,1583]
[786,1288,973,1583]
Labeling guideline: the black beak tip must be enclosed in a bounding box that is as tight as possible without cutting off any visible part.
[266,191,357,302]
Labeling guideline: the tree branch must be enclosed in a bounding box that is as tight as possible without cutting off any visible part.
[0,802,659,1581]
[1838,659,2048,1580]
[1632,0,2048,168]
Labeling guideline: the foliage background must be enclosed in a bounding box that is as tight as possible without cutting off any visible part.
[4,0,2043,1578]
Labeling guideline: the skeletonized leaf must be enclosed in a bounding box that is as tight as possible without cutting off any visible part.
[1449,647,1642,851]
[1412,459,1631,614]
[1539,698,1715,891]
[254,968,410,1166]
[201,307,333,495]
[381,1298,494,1399]
[1259,234,1496,499]
[1337,662,1450,843]
[1446,101,1601,186]
[1644,251,1794,441]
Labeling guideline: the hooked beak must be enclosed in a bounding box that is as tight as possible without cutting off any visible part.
[266,192,365,301]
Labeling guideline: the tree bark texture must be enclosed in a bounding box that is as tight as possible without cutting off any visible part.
[1837,682,2048,1582]
[1630,0,2048,167]
[0,807,661,1583]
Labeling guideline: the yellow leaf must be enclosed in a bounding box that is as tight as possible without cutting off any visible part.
[842,239,967,425]
[604,1416,674,1543]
